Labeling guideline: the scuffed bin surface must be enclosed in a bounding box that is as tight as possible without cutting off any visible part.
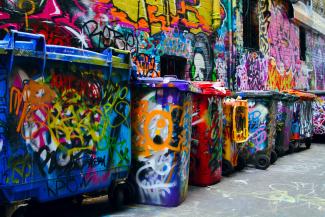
[313,96,325,135]
[309,91,325,136]
[247,99,275,154]
[190,82,230,186]
[0,31,131,204]
[131,78,193,207]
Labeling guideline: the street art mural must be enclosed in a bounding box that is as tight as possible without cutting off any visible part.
[267,3,309,90]
[0,49,131,200]
[0,0,227,81]
[306,31,325,90]
[1,0,325,89]
[236,51,268,90]
[131,86,192,206]
[235,1,315,91]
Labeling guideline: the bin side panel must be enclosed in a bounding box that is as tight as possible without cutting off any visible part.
[299,101,313,139]
[190,94,223,186]
[247,98,273,155]
[291,102,301,140]
[276,101,294,153]
[313,96,325,135]
[131,87,192,207]
[0,53,10,188]
[1,56,130,203]
[222,104,238,168]
[3,55,45,195]
[108,68,131,170]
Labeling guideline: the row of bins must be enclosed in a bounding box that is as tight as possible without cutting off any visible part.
[0,30,318,215]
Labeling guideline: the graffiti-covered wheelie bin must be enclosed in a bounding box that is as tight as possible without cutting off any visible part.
[308,90,325,142]
[236,91,277,170]
[274,93,298,156]
[284,90,316,151]
[0,30,132,217]
[222,98,249,175]
[131,76,197,207]
[189,82,230,186]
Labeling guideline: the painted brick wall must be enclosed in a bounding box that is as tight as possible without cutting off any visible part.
[306,31,325,90]
[0,0,230,81]
[312,0,325,17]
[236,0,312,91]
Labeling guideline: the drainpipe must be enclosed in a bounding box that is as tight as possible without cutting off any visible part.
[227,0,233,90]
[212,0,222,31]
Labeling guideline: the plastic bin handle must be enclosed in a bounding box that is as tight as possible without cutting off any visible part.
[163,75,178,79]
[9,30,46,52]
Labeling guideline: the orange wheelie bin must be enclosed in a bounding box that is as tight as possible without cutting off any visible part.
[222,98,249,175]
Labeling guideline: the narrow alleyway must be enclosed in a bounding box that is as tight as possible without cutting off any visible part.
[25,143,325,217]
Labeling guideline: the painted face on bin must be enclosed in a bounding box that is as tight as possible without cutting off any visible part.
[193,53,205,81]
[149,114,170,145]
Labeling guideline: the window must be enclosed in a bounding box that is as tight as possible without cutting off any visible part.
[160,55,187,79]
[243,0,259,50]
[299,26,306,61]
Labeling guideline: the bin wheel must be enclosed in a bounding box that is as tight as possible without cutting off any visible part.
[275,146,285,157]
[305,138,312,149]
[288,142,295,154]
[235,154,246,171]
[110,184,125,210]
[222,159,234,176]
[71,195,84,206]
[255,154,270,170]
[270,150,278,164]
[125,180,137,204]
[11,206,28,217]
[288,141,300,153]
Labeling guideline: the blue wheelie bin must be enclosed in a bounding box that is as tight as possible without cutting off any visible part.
[0,30,132,216]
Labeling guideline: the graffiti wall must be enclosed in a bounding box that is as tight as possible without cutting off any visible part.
[0,51,131,201]
[235,0,316,91]
[306,31,325,90]
[0,0,228,81]
[131,86,192,206]
[236,51,268,90]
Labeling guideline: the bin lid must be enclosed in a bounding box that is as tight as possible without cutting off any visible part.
[282,89,317,101]
[281,93,300,102]
[191,81,231,96]
[133,76,201,92]
[235,90,274,98]
[46,45,112,66]
[308,90,325,96]
[0,30,46,58]
[271,91,298,101]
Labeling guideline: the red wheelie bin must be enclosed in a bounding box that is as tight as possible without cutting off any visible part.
[189,82,231,186]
